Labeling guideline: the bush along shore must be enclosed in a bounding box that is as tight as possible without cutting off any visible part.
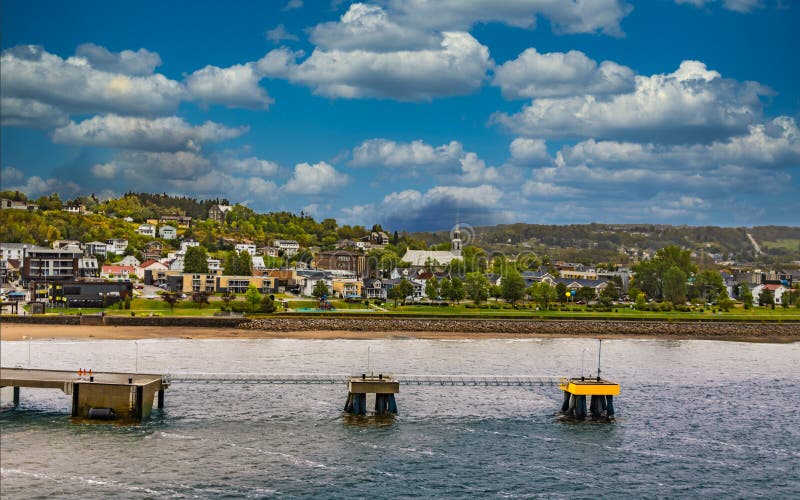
[242,317,800,338]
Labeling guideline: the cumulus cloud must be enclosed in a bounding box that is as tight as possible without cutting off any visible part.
[266,24,299,43]
[52,115,248,152]
[310,3,439,51]
[387,0,633,36]
[74,43,162,76]
[283,0,303,10]
[95,151,213,180]
[167,170,280,201]
[2,172,81,198]
[186,62,274,109]
[1,45,184,117]
[0,97,69,128]
[259,31,491,100]
[555,116,800,169]
[350,138,463,168]
[509,138,551,164]
[491,60,769,143]
[493,48,635,99]
[1,166,27,184]
[284,161,349,194]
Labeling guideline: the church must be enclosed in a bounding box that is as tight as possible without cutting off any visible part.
[401,225,463,268]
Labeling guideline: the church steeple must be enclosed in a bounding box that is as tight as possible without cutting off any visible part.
[451,214,462,257]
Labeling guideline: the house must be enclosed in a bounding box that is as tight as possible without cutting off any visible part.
[261,246,280,258]
[251,255,266,271]
[63,203,87,214]
[116,255,141,267]
[159,215,192,228]
[520,270,555,288]
[159,225,177,240]
[235,243,257,256]
[53,239,83,250]
[331,278,363,298]
[553,278,609,297]
[1,198,38,211]
[138,260,169,283]
[750,283,790,305]
[207,258,222,274]
[106,238,128,255]
[101,265,137,279]
[273,240,300,256]
[1,243,48,261]
[368,230,390,246]
[137,223,156,237]
[315,250,368,277]
[208,204,233,223]
[402,226,462,268]
[180,239,200,252]
[85,241,108,258]
[43,281,132,308]
[142,240,164,260]
[167,258,184,272]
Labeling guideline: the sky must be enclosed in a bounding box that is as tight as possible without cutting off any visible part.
[1,0,798,231]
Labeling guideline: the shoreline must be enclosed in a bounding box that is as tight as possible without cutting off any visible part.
[0,324,797,344]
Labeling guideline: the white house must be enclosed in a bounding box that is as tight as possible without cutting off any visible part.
[252,255,266,271]
[85,241,108,258]
[106,238,128,255]
[207,258,221,274]
[236,243,257,256]
[750,283,790,305]
[180,239,200,252]
[273,240,300,256]
[136,224,156,237]
[159,225,177,240]
[116,255,141,267]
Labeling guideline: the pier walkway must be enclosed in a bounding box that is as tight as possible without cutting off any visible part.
[166,373,561,387]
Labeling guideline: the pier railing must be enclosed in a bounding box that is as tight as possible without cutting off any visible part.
[166,373,561,387]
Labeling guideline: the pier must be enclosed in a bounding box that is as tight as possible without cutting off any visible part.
[0,367,169,422]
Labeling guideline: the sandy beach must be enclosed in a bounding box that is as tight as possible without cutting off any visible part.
[1,323,797,343]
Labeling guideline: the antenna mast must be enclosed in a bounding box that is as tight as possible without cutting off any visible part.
[596,338,602,380]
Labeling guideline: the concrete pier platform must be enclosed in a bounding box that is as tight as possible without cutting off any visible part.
[0,367,169,422]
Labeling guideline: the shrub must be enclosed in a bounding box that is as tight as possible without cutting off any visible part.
[465,303,477,308]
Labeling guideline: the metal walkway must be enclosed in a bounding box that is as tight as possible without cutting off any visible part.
[166,373,561,387]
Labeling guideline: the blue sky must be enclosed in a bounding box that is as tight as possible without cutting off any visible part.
[1,0,798,231]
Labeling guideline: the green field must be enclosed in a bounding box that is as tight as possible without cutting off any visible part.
[760,239,800,252]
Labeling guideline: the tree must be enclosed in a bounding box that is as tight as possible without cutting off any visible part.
[692,270,724,303]
[191,290,211,308]
[717,287,735,311]
[758,288,775,308]
[245,284,263,312]
[312,280,330,299]
[556,282,568,304]
[635,292,647,311]
[221,290,235,310]
[501,270,526,306]
[739,283,753,310]
[465,272,489,305]
[575,286,596,303]
[184,246,209,274]
[237,250,253,276]
[632,245,698,301]
[446,277,465,304]
[425,277,439,300]
[260,294,277,313]
[161,291,179,311]
[489,284,502,301]
[600,282,620,302]
[529,282,557,310]
[663,266,688,305]
[398,279,415,304]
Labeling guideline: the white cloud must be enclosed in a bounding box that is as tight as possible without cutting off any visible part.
[555,116,800,169]
[509,137,551,164]
[266,24,299,43]
[74,43,162,76]
[101,151,213,180]
[457,152,502,184]
[221,157,281,176]
[387,0,633,36]
[167,170,280,201]
[350,138,463,168]
[0,97,69,128]
[520,181,582,198]
[676,0,764,13]
[310,3,439,52]
[1,45,184,117]
[283,0,303,10]
[186,62,274,109]
[52,115,247,152]
[260,31,491,101]
[493,48,635,99]
[3,173,81,198]
[491,60,769,143]
[284,161,349,194]
[1,166,26,184]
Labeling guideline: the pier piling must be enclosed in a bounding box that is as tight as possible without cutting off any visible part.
[558,377,619,420]
[344,375,399,416]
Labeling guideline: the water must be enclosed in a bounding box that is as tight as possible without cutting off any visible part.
[1,337,799,498]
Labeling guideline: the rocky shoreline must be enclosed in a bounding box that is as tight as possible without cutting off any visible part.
[242,317,800,338]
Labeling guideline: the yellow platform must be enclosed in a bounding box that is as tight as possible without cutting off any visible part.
[559,377,620,396]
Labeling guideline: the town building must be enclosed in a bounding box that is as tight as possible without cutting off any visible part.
[208,204,233,223]
[315,250,368,278]
[402,225,463,268]
[159,225,177,240]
